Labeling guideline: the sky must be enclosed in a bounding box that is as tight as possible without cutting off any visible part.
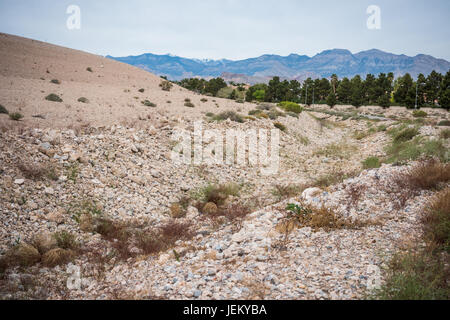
[0,0,449,61]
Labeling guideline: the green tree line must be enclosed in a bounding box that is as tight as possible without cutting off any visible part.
[176,70,450,109]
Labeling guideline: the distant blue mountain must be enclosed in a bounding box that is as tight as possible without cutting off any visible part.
[107,49,450,84]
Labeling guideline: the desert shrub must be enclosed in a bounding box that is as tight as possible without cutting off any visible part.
[138,88,145,93]
[213,111,244,123]
[281,202,371,233]
[9,112,23,121]
[184,98,191,103]
[42,248,75,267]
[201,98,208,103]
[77,97,89,103]
[0,104,8,114]
[371,250,449,300]
[184,102,195,108]
[50,79,60,85]
[205,112,214,117]
[402,160,450,190]
[377,124,387,132]
[422,188,450,252]
[274,122,287,132]
[53,231,78,250]
[45,93,63,102]
[195,183,240,208]
[68,199,102,223]
[159,81,173,91]
[437,120,450,126]
[86,67,93,72]
[313,142,356,160]
[412,110,428,118]
[2,243,41,268]
[363,156,381,169]
[278,101,303,114]
[393,127,419,143]
[136,231,164,255]
[440,129,450,139]
[141,100,156,107]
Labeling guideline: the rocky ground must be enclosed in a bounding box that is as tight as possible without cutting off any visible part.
[0,103,448,300]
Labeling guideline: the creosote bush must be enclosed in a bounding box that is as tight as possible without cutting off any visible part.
[141,100,156,107]
[9,112,23,121]
[274,122,287,132]
[0,104,8,114]
[45,93,63,102]
[213,111,244,123]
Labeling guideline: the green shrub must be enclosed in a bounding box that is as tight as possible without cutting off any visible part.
[274,122,287,132]
[393,127,419,143]
[412,110,428,118]
[184,102,195,108]
[9,112,24,121]
[213,111,244,123]
[77,97,89,103]
[363,156,381,169]
[142,100,156,107]
[53,231,78,250]
[371,250,449,300]
[201,98,208,103]
[0,104,8,114]
[278,101,303,114]
[205,112,214,117]
[45,93,63,102]
[50,79,60,84]
[437,120,450,126]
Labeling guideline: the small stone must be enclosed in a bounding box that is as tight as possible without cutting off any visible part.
[193,290,202,298]
[14,179,25,185]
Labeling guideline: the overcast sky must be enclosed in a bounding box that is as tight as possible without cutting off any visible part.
[0,0,449,60]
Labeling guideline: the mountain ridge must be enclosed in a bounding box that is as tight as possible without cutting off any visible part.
[107,49,450,84]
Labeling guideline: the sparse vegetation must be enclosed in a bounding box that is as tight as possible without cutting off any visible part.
[0,104,8,114]
[45,93,63,102]
[372,188,450,300]
[86,67,93,72]
[50,79,60,85]
[278,101,303,114]
[142,100,156,107]
[440,129,450,139]
[159,80,173,91]
[9,112,23,121]
[363,156,381,169]
[412,110,427,118]
[212,111,244,123]
[138,88,145,93]
[77,97,89,103]
[274,122,287,132]
[184,102,195,108]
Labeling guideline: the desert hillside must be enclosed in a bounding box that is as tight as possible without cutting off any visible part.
[0,34,449,300]
[0,33,256,129]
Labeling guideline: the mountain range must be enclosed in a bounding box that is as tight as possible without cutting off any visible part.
[107,49,450,84]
